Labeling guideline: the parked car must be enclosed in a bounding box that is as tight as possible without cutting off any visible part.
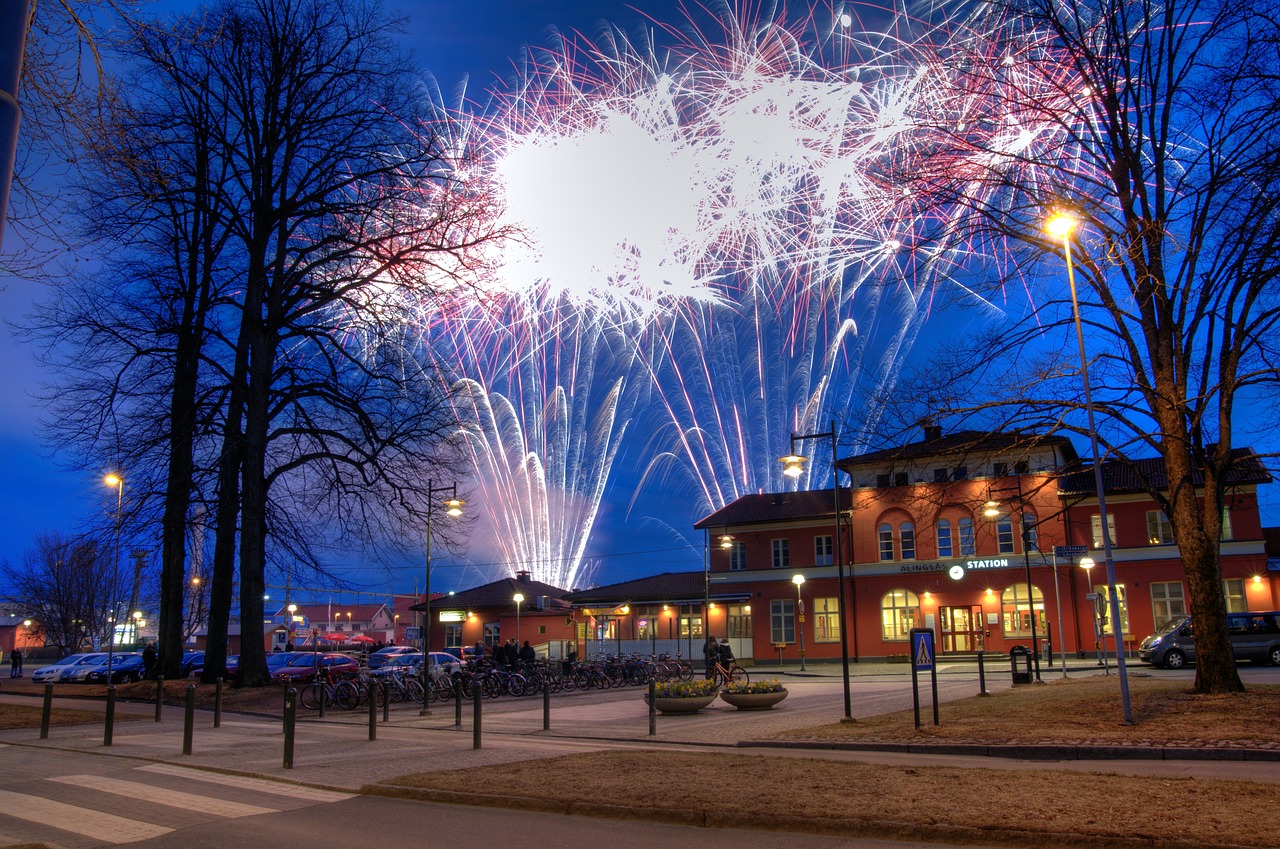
[364,645,418,670]
[270,652,360,682]
[65,653,142,684]
[83,653,147,684]
[31,652,112,683]
[181,651,205,678]
[1138,611,1280,669]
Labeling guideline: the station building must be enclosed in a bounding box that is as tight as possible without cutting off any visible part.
[563,428,1273,664]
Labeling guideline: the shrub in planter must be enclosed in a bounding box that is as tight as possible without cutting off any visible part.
[722,678,785,695]
[720,678,788,710]
[652,678,719,698]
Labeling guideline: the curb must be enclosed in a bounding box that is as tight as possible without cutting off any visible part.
[738,739,1280,761]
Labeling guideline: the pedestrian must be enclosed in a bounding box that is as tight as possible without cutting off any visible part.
[703,635,718,678]
[9,648,21,678]
[518,640,535,664]
[718,638,735,667]
[141,641,157,679]
[472,640,486,663]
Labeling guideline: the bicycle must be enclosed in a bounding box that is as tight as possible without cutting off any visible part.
[708,659,749,687]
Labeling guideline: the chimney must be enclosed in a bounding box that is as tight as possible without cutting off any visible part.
[924,424,943,442]
[516,570,532,583]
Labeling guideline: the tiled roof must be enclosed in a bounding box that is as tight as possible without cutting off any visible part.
[694,488,851,529]
[413,575,570,611]
[275,603,387,620]
[1058,447,1271,495]
[839,430,1077,467]
[564,571,748,605]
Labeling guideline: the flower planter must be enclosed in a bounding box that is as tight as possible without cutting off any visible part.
[646,693,717,715]
[720,689,788,710]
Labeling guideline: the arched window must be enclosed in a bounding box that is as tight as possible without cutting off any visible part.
[899,522,916,560]
[1001,584,1045,637]
[878,523,894,561]
[958,517,975,556]
[936,519,953,558]
[881,590,920,641]
[1022,512,1038,551]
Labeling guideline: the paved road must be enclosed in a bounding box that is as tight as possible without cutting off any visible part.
[2,661,1277,848]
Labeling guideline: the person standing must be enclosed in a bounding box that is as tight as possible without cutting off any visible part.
[9,648,21,678]
[141,641,157,679]
[703,635,718,679]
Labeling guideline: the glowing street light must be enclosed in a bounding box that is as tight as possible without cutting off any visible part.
[792,574,806,671]
[102,473,123,681]
[420,480,463,716]
[513,593,525,644]
[1049,210,1132,722]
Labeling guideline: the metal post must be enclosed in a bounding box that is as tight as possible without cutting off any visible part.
[368,681,378,741]
[543,678,551,731]
[214,678,223,728]
[454,677,463,728]
[183,685,195,755]
[317,674,325,719]
[40,684,52,739]
[155,675,163,721]
[471,681,482,750]
[977,650,989,696]
[104,686,116,746]
[283,688,296,769]
[648,679,658,735]
[382,681,389,723]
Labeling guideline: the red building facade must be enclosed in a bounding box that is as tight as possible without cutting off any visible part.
[687,430,1273,664]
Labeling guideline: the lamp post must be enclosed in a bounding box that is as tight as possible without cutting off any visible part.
[983,475,1041,682]
[1047,211,1133,723]
[781,419,852,720]
[420,480,463,717]
[513,593,524,644]
[792,574,806,671]
[103,473,123,675]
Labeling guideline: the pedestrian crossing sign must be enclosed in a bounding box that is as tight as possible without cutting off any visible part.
[911,629,935,671]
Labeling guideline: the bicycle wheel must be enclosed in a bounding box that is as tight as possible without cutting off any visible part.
[333,680,360,711]
[728,665,749,684]
[506,673,527,697]
[298,683,320,710]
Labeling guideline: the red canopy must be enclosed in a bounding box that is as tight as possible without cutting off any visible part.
[349,634,375,644]
[323,632,348,642]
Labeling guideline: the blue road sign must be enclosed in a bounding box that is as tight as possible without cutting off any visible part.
[911,629,934,671]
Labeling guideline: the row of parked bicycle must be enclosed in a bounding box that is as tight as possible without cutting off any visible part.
[292,652,744,711]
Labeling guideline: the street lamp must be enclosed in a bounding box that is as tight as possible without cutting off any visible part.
[781,419,853,720]
[1047,210,1133,723]
[792,574,806,671]
[513,593,524,644]
[103,473,123,679]
[983,477,1041,682]
[420,480,463,716]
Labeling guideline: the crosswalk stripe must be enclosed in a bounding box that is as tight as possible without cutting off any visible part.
[48,775,279,818]
[0,788,173,844]
[136,763,356,802]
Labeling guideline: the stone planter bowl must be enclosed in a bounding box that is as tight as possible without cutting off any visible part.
[646,693,717,714]
[719,689,788,710]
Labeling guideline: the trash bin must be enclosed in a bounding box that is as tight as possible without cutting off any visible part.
[1009,645,1032,685]
[1040,638,1052,667]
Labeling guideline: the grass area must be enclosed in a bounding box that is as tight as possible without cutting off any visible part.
[369,675,1280,848]
[2,678,289,714]
[780,674,1280,745]
[0,703,140,730]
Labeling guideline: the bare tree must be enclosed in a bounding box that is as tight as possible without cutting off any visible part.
[879,0,1280,693]
[1,533,116,653]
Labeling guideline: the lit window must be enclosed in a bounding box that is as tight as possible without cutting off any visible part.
[1146,511,1174,545]
[1221,507,1233,541]
[1091,513,1117,548]
[936,519,953,558]
[880,590,920,641]
[1223,578,1246,613]
[813,597,840,643]
[1091,584,1130,636]
[1001,584,1045,637]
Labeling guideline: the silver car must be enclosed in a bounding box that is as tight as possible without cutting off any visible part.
[30,652,112,683]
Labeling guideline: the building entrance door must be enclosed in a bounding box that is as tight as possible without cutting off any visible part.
[939,605,985,653]
[725,604,753,661]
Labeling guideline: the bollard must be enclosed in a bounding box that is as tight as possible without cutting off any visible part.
[454,678,463,728]
[977,650,989,696]
[317,677,325,719]
[368,680,378,741]
[472,681,482,750]
[155,675,164,722]
[40,684,53,739]
[214,678,223,728]
[283,688,296,769]
[183,684,195,755]
[543,678,551,731]
[648,679,656,736]
[382,681,389,723]
[104,686,116,746]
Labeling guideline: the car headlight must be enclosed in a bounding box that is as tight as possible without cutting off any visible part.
[1147,636,1164,648]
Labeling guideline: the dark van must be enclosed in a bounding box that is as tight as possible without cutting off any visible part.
[1138,610,1280,669]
